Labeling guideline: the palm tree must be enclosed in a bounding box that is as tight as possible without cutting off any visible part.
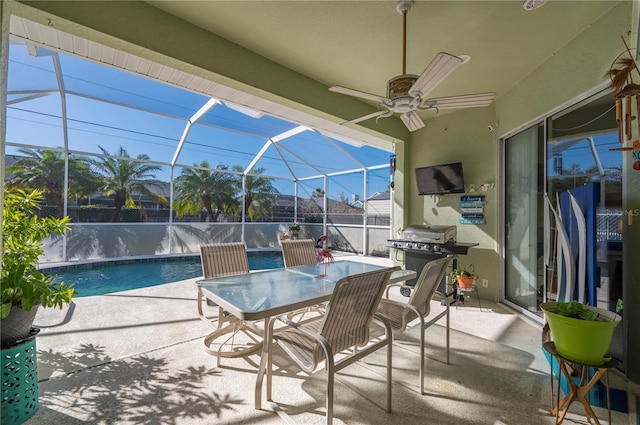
[91,146,166,222]
[233,166,277,221]
[173,161,239,222]
[6,148,98,217]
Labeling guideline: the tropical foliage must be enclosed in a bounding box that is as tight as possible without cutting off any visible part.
[449,264,478,280]
[91,146,167,222]
[173,161,239,222]
[1,189,75,318]
[6,148,98,217]
[5,148,280,223]
[233,166,276,221]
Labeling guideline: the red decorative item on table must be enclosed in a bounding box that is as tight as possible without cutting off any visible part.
[315,235,334,277]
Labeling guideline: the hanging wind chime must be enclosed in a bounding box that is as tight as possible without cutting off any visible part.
[607,36,640,154]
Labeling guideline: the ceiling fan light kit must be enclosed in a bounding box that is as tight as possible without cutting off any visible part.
[522,0,549,11]
[387,74,420,100]
[329,0,495,131]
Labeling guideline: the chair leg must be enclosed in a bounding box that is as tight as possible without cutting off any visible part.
[386,337,392,412]
[445,303,450,365]
[327,369,334,425]
[420,323,425,394]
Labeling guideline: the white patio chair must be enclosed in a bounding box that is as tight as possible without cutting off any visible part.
[376,256,455,394]
[280,238,317,267]
[266,266,399,425]
[198,242,261,362]
[280,238,325,319]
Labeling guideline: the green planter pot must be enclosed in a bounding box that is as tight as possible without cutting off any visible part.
[540,302,621,365]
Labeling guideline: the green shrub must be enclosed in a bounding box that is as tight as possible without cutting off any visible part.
[1,189,76,318]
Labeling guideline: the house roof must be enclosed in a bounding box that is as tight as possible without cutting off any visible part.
[368,192,391,202]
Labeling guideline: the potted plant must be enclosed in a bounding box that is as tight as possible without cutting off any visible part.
[289,222,301,239]
[449,263,478,289]
[540,300,622,365]
[1,189,76,347]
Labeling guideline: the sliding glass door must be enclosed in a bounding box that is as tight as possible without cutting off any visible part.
[504,123,545,313]
[502,89,623,326]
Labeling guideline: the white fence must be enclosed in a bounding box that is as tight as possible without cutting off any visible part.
[41,222,391,263]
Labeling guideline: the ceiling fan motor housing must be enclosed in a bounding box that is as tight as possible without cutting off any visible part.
[387,74,419,99]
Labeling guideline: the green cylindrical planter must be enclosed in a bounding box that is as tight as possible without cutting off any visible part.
[541,302,621,365]
[1,329,40,425]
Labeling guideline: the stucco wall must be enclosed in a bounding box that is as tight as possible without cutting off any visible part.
[405,106,499,300]
[497,1,632,135]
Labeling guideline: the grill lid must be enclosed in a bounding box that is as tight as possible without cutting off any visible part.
[401,225,456,244]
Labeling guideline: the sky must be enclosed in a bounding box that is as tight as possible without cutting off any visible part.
[9,39,622,203]
[5,40,393,201]
[546,133,622,177]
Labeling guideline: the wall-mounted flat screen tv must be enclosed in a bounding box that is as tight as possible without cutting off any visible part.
[415,162,465,195]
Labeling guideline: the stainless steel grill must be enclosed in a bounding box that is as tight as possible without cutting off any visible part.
[387,225,457,251]
[387,225,477,296]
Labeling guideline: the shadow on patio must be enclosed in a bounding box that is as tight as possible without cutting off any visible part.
[26,265,626,425]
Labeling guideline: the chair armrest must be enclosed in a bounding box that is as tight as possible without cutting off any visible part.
[389,269,417,284]
[433,290,445,301]
[275,315,300,329]
[274,315,326,344]
[373,313,393,337]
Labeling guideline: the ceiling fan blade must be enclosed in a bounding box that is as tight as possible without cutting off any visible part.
[409,52,464,98]
[400,111,425,132]
[424,92,496,109]
[329,86,391,104]
[342,110,390,126]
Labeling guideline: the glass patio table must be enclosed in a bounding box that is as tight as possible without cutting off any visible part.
[196,260,415,409]
[196,261,415,322]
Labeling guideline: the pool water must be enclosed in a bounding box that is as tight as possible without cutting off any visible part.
[46,251,284,297]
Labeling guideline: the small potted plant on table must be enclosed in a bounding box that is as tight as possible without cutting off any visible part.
[449,263,478,289]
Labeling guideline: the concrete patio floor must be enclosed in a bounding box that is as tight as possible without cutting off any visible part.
[24,257,631,425]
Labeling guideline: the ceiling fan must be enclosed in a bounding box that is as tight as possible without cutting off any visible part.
[329,0,496,132]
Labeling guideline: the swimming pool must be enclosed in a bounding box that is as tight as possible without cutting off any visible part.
[44,251,284,297]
